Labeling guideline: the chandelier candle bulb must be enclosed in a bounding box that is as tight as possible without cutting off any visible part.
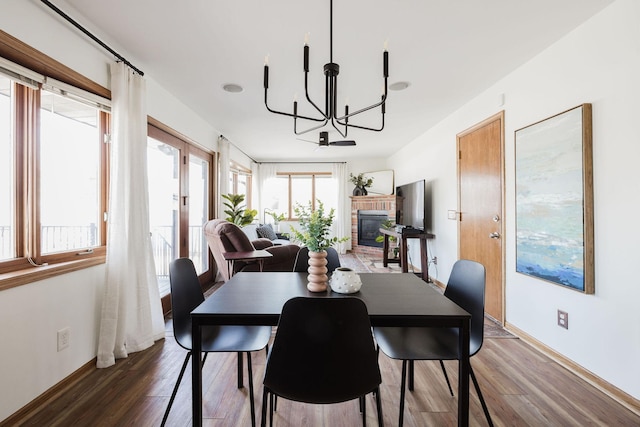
[263,64,269,89]
[303,44,309,71]
[383,50,389,77]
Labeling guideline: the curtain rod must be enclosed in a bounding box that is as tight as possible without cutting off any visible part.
[258,161,347,164]
[40,0,144,76]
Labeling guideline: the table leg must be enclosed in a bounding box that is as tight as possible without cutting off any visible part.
[192,320,203,426]
[401,236,409,273]
[382,234,390,267]
[458,318,470,426]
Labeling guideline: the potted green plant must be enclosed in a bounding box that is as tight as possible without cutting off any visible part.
[349,173,374,196]
[375,218,399,259]
[222,193,257,226]
[290,200,349,292]
[266,210,286,232]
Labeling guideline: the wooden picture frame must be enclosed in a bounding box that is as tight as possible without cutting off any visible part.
[515,104,594,293]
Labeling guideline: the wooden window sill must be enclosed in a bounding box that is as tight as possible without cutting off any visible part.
[0,256,106,292]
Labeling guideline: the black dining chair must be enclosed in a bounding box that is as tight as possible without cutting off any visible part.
[373,259,494,426]
[292,246,341,273]
[162,258,272,427]
[261,297,383,426]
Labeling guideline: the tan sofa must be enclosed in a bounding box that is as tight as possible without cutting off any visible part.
[204,219,300,281]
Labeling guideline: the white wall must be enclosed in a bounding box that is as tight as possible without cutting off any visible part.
[387,0,640,399]
[0,0,223,421]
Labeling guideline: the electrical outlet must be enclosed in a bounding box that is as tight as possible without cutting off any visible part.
[57,327,70,351]
[557,310,568,329]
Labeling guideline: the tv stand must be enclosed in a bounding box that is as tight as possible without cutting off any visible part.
[379,228,435,282]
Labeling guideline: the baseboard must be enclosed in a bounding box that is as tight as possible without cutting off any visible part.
[505,322,640,416]
[1,358,97,426]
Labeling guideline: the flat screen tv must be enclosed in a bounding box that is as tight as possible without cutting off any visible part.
[395,179,427,231]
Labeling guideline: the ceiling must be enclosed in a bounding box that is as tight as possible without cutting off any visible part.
[59,0,613,162]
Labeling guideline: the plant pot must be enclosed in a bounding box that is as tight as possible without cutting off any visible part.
[330,267,362,294]
[307,250,328,292]
[352,186,368,196]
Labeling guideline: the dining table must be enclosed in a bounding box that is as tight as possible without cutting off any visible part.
[190,271,471,426]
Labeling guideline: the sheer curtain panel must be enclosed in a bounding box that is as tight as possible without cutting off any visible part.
[97,62,164,368]
[332,163,351,253]
[218,135,230,217]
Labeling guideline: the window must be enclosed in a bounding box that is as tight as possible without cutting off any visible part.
[0,76,13,261]
[272,172,334,219]
[229,162,251,208]
[0,73,109,277]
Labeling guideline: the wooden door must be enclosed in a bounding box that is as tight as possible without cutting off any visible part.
[457,112,504,323]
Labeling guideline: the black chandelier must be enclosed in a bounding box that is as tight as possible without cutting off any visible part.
[263,0,388,139]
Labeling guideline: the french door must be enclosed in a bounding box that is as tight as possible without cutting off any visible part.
[147,123,214,310]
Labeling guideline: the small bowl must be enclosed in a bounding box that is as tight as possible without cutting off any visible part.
[330,267,362,294]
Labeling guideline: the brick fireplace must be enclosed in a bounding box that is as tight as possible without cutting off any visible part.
[350,195,398,256]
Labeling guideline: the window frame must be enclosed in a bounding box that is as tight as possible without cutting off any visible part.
[276,172,331,220]
[0,30,111,290]
[229,161,252,209]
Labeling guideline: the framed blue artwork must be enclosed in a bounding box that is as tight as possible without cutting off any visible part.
[515,104,594,293]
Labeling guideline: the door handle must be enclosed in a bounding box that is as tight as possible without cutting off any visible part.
[489,232,501,239]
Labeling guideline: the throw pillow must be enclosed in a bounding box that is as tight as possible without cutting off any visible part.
[256,224,277,241]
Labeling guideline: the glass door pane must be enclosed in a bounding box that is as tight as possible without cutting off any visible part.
[148,137,180,297]
[188,154,209,275]
[0,76,14,260]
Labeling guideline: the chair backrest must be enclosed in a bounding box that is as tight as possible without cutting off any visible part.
[169,258,205,350]
[203,219,255,281]
[326,247,341,272]
[293,246,341,273]
[292,247,310,272]
[264,297,381,404]
[444,259,486,356]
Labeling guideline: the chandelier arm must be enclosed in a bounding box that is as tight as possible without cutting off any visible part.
[330,117,348,138]
[303,71,329,119]
[265,90,326,122]
[295,119,330,136]
[335,87,387,121]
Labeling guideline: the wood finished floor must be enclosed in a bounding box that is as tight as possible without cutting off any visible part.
[10,324,640,427]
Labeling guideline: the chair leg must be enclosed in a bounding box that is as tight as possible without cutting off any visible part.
[260,389,269,427]
[237,351,244,388]
[361,394,367,427]
[439,360,454,397]
[375,387,384,427]
[469,365,494,427]
[247,352,256,427]
[408,359,415,391]
[160,352,191,427]
[399,360,408,427]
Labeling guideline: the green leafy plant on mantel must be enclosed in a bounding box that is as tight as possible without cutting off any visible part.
[290,200,349,252]
[222,193,257,226]
[349,172,374,189]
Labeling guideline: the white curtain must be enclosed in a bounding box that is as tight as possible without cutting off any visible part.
[97,62,164,368]
[332,162,351,253]
[218,135,230,218]
[253,162,277,221]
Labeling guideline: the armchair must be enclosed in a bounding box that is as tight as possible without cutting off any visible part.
[204,219,300,281]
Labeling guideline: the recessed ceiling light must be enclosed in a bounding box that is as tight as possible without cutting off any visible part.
[389,81,410,91]
[222,83,243,93]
